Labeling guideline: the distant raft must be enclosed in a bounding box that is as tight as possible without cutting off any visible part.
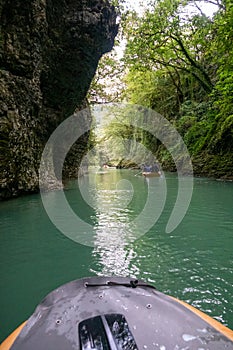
[1,276,233,350]
[142,171,161,177]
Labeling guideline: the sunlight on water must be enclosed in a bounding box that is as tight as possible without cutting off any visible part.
[88,170,139,276]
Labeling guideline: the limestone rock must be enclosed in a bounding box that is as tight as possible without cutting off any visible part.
[0,0,118,199]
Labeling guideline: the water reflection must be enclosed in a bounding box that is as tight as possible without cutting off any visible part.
[89,171,139,277]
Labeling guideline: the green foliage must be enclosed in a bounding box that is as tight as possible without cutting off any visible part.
[208,0,233,152]
[91,0,233,175]
[123,69,180,118]
[109,0,126,14]
[123,0,214,93]
[117,0,233,174]
[88,50,125,104]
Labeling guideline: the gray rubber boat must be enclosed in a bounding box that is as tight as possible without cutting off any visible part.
[2,276,233,349]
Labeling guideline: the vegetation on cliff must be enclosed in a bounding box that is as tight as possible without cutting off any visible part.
[92,0,233,178]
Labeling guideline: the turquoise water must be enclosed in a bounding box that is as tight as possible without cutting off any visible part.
[0,170,233,342]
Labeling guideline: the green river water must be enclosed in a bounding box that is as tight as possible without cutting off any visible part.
[0,170,233,342]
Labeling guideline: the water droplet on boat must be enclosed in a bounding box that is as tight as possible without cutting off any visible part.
[197,328,207,333]
[182,334,197,342]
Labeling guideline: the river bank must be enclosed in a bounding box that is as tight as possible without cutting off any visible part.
[192,152,233,181]
[114,151,233,181]
[0,146,232,201]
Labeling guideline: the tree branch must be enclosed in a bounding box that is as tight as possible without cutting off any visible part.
[169,33,213,90]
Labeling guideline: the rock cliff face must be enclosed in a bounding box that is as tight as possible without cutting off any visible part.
[0,0,118,199]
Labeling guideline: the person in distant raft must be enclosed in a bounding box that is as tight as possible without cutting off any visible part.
[152,162,159,172]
